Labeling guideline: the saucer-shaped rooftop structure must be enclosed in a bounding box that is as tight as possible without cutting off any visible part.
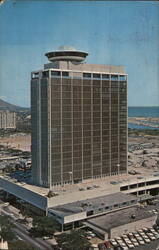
[45,46,88,62]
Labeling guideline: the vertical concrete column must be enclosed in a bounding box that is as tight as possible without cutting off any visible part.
[100,77,103,177]
[60,73,63,185]
[48,74,52,188]
[91,75,93,179]
[81,76,84,181]
[118,75,120,174]
[71,76,74,184]
[109,76,111,175]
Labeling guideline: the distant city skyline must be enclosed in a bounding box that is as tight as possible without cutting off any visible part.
[0,1,159,107]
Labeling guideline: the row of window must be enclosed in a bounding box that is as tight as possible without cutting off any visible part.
[121,179,159,191]
[86,200,136,217]
[50,86,126,92]
[32,71,127,81]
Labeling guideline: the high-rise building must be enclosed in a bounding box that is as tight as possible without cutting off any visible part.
[31,46,127,188]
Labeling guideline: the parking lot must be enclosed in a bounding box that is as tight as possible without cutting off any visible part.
[98,226,159,249]
[134,240,159,250]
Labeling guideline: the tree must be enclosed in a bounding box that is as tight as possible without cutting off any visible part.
[56,229,91,250]
[0,215,16,242]
[8,240,38,250]
[29,216,60,237]
[20,203,35,218]
[19,202,44,219]
[47,190,58,198]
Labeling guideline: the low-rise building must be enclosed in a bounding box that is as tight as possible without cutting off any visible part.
[86,203,159,239]
[0,110,16,129]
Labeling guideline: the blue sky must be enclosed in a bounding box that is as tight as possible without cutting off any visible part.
[0,0,159,107]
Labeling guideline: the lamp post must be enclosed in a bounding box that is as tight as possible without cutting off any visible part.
[68,171,72,184]
[117,163,120,181]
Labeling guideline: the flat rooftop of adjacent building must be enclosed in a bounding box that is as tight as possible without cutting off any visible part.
[49,192,137,217]
[87,202,159,232]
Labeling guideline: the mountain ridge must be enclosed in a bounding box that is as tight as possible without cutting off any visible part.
[0,99,29,112]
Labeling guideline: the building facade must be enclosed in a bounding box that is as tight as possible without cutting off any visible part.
[0,110,16,129]
[31,47,127,187]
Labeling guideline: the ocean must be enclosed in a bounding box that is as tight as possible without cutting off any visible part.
[128,106,159,118]
[128,107,159,130]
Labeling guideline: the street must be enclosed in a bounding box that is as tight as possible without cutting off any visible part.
[0,204,53,250]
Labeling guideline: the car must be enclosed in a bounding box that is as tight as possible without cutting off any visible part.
[143,228,149,233]
[138,229,144,234]
[132,241,139,247]
[144,238,151,243]
[134,236,144,244]
[87,231,96,237]
[150,229,157,235]
[114,247,123,250]
[139,232,147,239]
[136,236,143,241]
[142,235,149,240]
[118,242,127,248]
[126,243,134,249]
[89,233,96,237]
[43,236,50,240]
[121,246,128,250]
[116,237,122,241]
[123,238,134,247]
[17,236,23,241]
[110,239,118,247]
[138,240,145,245]
[153,232,159,239]
[122,236,130,242]
[4,202,9,206]
[147,232,155,238]
[128,233,134,237]
[133,233,140,237]
[148,235,156,241]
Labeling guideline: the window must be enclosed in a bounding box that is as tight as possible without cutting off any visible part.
[119,75,127,81]
[87,211,93,216]
[32,72,39,79]
[62,71,69,77]
[93,73,101,79]
[83,73,91,78]
[102,74,110,80]
[122,202,128,206]
[51,71,61,77]
[111,75,118,81]
[42,71,49,78]
[138,182,145,187]
[98,208,103,212]
[120,186,128,191]
[105,206,110,210]
[130,200,137,204]
[130,184,137,189]
[114,204,119,208]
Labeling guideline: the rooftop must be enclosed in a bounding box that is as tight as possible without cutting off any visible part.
[1,167,159,198]
[49,192,137,217]
[45,46,88,63]
[88,202,159,232]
